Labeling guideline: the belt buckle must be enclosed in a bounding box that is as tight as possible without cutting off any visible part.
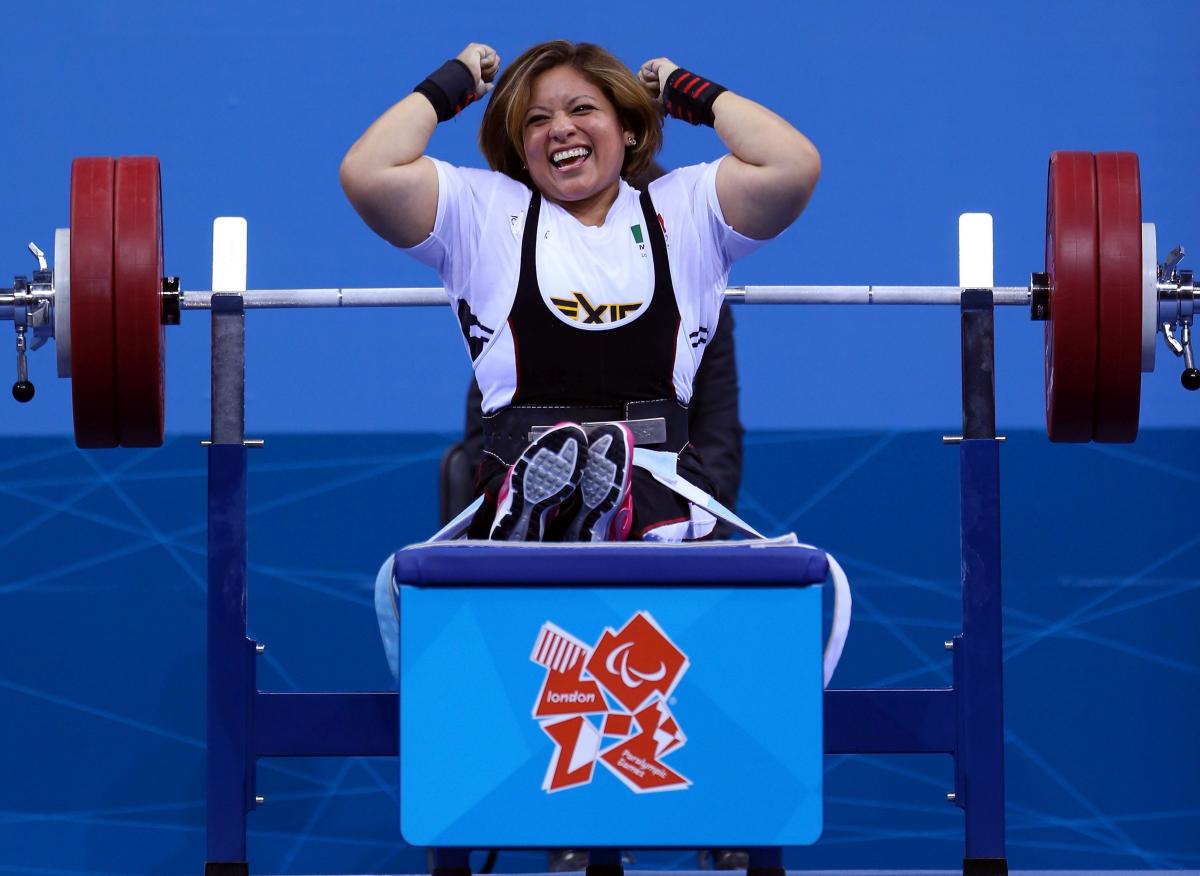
[527,417,667,446]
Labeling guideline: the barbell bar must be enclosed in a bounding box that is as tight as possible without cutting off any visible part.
[1,152,1197,449]
[172,286,1034,308]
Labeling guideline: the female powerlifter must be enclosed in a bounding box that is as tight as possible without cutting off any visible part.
[340,40,820,542]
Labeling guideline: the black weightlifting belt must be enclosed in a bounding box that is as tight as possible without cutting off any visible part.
[482,398,689,465]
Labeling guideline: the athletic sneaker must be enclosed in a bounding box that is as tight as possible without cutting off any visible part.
[560,422,635,542]
[489,423,587,541]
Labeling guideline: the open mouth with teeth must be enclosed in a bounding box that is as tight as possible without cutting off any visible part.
[550,146,592,171]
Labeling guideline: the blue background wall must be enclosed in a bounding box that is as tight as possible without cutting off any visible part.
[2,0,1199,434]
[2,2,1199,875]
[1,431,1198,874]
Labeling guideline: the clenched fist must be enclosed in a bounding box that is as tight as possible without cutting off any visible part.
[456,43,501,97]
[637,57,680,103]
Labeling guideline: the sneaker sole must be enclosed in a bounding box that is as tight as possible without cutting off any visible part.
[491,425,587,541]
[564,424,633,542]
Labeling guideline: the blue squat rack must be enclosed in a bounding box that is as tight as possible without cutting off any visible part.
[202,289,1008,876]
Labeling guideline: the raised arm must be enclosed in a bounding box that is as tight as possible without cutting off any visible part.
[638,58,820,241]
[339,44,499,248]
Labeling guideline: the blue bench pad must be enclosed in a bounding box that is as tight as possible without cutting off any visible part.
[393,538,828,588]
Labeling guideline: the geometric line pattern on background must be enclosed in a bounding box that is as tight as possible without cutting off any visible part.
[1,431,1196,873]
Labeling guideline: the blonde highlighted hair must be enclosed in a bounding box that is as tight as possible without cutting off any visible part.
[479,41,663,187]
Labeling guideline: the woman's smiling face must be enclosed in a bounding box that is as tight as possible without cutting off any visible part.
[522,64,631,210]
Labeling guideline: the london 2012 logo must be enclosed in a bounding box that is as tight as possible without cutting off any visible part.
[530,611,690,794]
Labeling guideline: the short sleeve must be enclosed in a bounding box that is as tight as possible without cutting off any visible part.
[651,159,770,276]
[401,158,511,295]
[695,157,771,270]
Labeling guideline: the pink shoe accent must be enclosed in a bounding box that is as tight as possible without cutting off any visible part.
[608,489,634,541]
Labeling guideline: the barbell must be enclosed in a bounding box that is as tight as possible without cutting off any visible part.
[1,152,1196,449]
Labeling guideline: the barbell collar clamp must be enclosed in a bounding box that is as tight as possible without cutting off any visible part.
[1158,260,1195,326]
[5,281,25,326]
[4,276,54,327]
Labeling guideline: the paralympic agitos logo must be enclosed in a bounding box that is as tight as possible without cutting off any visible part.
[530,611,690,793]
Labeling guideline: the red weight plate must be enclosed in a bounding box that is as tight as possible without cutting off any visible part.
[70,157,119,448]
[113,157,166,447]
[1044,151,1099,442]
[1093,152,1142,442]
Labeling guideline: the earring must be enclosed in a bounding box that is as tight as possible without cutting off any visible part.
[626,136,637,146]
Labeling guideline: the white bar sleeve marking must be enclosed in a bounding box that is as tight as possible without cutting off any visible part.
[959,213,994,289]
[212,217,248,293]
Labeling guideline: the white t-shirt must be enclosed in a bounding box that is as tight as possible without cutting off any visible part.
[404,156,766,414]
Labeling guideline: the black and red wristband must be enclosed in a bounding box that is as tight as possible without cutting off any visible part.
[662,68,727,127]
[414,59,479,122]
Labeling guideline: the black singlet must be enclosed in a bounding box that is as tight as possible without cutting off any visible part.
[506,189,682,405]
[469,187,713,541]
